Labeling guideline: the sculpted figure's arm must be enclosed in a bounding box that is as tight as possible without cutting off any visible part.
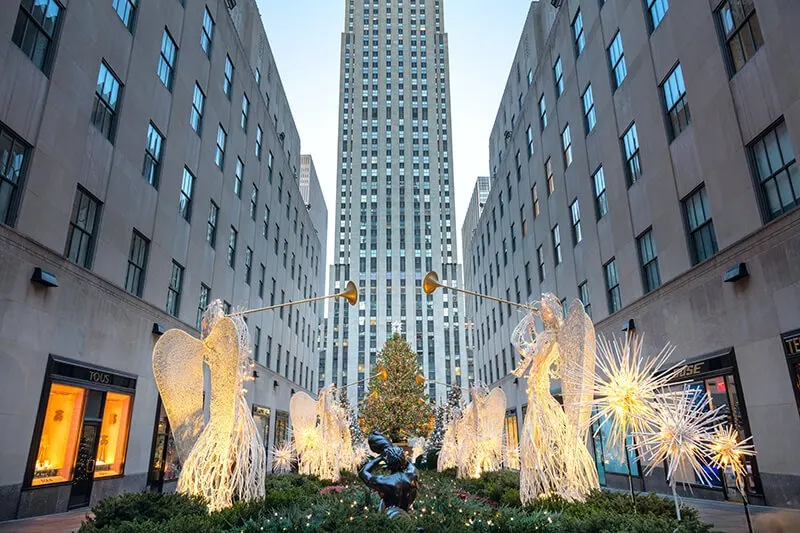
[359,455,383,489]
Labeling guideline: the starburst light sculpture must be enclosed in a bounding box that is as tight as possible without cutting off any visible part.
[710,426,756,531]
[272,441,295,474]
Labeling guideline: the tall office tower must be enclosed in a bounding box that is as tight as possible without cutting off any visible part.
[322,0,470,404]
[299,154,329,294]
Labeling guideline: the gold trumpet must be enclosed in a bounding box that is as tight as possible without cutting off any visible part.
[232,280,359,317]
[422,271,538,313]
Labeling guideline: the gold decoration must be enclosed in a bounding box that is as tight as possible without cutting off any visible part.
[376,366,389,382]
[709,426,755,492]
[423,271,538,312]
[231,281,358,317]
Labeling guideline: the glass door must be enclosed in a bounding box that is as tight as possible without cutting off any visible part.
[68,420,101,509]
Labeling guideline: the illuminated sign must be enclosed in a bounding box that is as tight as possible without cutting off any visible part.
[782,330,800,357]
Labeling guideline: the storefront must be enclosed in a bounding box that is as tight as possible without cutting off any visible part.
[504,408,520,469]
[252,404,272,451]
[21,356,136,514]
[147,398,180,492]
[784,329,800,417]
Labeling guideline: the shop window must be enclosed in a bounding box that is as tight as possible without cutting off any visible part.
[94,392,132,478]
[32,383,86,486]
[149,401,180,485]
[274,410,290,447]
[253,405,271,450]
[504,410,520,469]
[591,413,639,476]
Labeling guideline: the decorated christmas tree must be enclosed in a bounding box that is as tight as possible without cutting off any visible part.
[359,333,434,442]
[338,386,365,449]
[425,387,463,457]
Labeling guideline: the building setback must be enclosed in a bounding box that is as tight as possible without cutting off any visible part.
[322,0,471,404]
[299,153,329,296]
[0,0,325,520]
[463,0,800,508]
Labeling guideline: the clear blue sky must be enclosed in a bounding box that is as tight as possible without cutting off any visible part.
[257,0,533,268]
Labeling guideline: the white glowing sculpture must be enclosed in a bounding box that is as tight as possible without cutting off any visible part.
[271,441,294,474]
[289,384,353,481]
[437,420,459,471]
[453,387,507,479]
[152,300,266,511]
[409,437,427,464]
[512,294,599,503]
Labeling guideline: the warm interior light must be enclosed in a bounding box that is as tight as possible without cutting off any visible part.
[94,392,132,478]
[33,383,86,486]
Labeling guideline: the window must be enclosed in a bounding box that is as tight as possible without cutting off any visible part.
[579,282,591,318]
[250,184,258,219]
[125,230,149,297]
[573,9,585,56]
[605,259,621,313]
[241,93,249,131]
[223,55,234,99]
[215,125,226,168]
[582,84,596,133]
[206,200,218,247]
[532,184,540,217]
[751,120,799,219]
[227,226,237,268]
[157,30,177,91]
[244,247,252,284]
[30,383,85,486]
[515,150,522,181]
[622,123,642,185]
[537,245,545,281]
[190,83,204,134]
[562,125,573,167]
[545,157,554,194]
[539,94,547,131]
[234,157,243,198]
[65,187,101,269]
[258,264,265,298]
[12,0,62,73]
[143,123,164,187]
[0,125,30,227]
[662,64,690,140]
[179,167,194,221]
[638,229,661,293]
[526,126,534,157]
[608,31,627,90]
[267,151,274,182]
[196,284,210,328]
[255,125,263,159]
[592,167,609,219]
[552,225,562,265]
[553,56,564,97]
[166,261,183,316]
[112,0,136,30]
[201,7,214,57]
[683,186,718,264]
[717,0,763,74]
[520,205,527,237]
[570,199,582,245]
[647,0,669,31]
[525,262,532,295]
[92,62,122,141]
[94,392,132,478]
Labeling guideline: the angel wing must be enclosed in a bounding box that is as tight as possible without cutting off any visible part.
[481,387,507,439]
[152,329,205,464]
[290,391,319,438]
[558,298,596,433]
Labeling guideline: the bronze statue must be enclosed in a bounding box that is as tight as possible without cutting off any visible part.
[359,431,419,518]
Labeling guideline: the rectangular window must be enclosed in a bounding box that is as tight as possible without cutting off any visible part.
[65,186,101,269]
[573,9,585,55]
[553,56,564,97]
[582,84,596,133]
[255,125,263,159]
[525,262,532,295]
[234,157,243,198]
[608,31,627,90]
[532,183,540,217]
[520,205,527,237]
[227,226,237,268]
[605,259,622,313]
[638,229,661,293]
[244,247,252,284]
[166,260,183,316]
[562,125,573,167]
[94,392,132,478]
[30,383,85,486]
[142,123,164,187]
[112,0,136,30]
[201,7,214,57]
[647,0,669,31]
[206,200,218,248]
[241,93,249,131]
[125,230,149,297]
[250,184,258,219]
[196,284,210,329]
[662,63,690,140]
[752,120,799,219]
[157,29,177,91]
[592,167,608,219]
[215,125,226,168]
[515,150,522,181]
[0,124,29,227]
[570,199,582,245]
[537,245,545,281]
[92,62,122,141]
[527,68,533,86]
[717,0,763,74]
[623,123,642,185]
[552,225,562,265]
[190,83,204,134]
[545,157,554,194]
[223,55,234,99]
[539,94,547,131]
[526,125,534,157]
[12,0,62,73]
[258,264,265,298]
[179,167,194,221]
[263,206,270,238]
[683,186,718,264]
[267,151,274,182]
[579,281,591,318]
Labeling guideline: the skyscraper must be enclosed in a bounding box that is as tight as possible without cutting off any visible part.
[322,0,469,404]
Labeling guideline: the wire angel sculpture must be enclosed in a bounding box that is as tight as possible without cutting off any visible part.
[454,386,507,479]
[437,418,459,471]
[511,294,599,503]
[152,300,266,511]
[289,384,354,481]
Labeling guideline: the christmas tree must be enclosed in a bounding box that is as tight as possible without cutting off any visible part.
[359,333,434,442]
[338,386,365,449]
[425,387,463,457]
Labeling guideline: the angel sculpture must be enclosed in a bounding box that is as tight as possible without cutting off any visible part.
[289,384,354,481]
[512,294,599,504]
[152,300,266,511]
[454,386,507,479]
[437,419,459,471]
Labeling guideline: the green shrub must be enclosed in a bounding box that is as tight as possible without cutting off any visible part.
[81,491,207,530]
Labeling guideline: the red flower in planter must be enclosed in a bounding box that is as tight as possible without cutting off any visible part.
[320,485,346,496]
